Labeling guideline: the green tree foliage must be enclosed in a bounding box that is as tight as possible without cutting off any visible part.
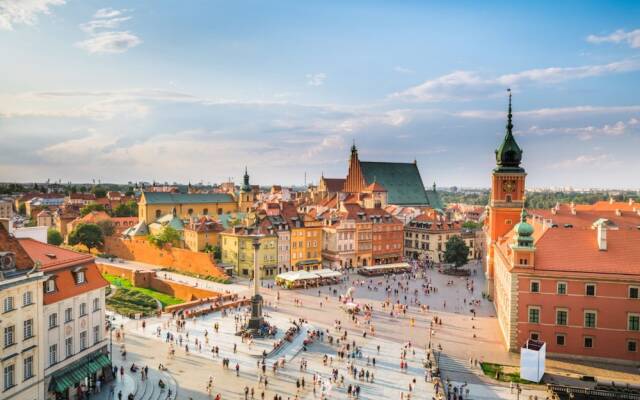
[68,223,104,252]
[92,186,107,198]
[148,226,181,248]
[47,228,63,246]
[80,203,107,217]
[204,244,222,259]
[0,183,26,195]
[96,219,115,237]
[462,221,482,230]
[125,187,135,196]
[18,203,26,216]
[443,235,469,268]
[113,200,138,217]
[440,191,490,206]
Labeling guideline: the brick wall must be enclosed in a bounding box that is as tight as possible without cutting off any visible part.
[104,237,228,278]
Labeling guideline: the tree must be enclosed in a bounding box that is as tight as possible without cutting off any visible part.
[18,203,26,216]
[443,235,469,268]
[148,226,181,248]
[125,187,135,197]
[462,221,481,230]
[113,200,138,217]
[204,244,222,259]
[92,186,107,198]
[47,228,63,246]
[80,203,107,217]
[96,220,115,237]
[68,223,104,252]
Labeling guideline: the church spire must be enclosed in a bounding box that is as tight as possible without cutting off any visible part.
[495,89,524,172]
[241,166,251,192]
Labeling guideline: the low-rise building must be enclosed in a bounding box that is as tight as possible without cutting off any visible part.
[404,212,478,263]
[220,226,278,278]
[0,223,47,399]
[0,199,13,219]
[184,217,224,252]
[18,239,110,399]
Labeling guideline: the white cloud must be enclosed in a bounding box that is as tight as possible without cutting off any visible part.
[522,118,637,140]
[76,31,141,54]
[392,60,640,102]
[394,66,413,74]
[93,8,122,19]
[306,73,326,86]
[550,154,614,169]
[37,131,119,163]
[76,8,141,54]
[453,105,640,120]
[0,0,65,30]
[587,29,640,49]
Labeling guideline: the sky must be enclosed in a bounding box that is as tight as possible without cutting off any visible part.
[1,1,639,189]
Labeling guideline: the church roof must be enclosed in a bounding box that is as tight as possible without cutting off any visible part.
[142,191,235,205]
[359,161,439,207]
[322,178,346,192]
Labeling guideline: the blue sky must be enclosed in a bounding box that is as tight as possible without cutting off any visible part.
[1,1,639,188]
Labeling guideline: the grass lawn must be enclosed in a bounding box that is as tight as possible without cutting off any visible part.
[480,362,536,384]
[102,273,183,307]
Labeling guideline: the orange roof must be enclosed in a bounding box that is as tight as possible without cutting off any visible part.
[575,200,638,212]
[80,210,111,223]
[365,181,386,192]
[533,228,640,276]
[17,238,108,304]
[530,205,640,229]
[18,238,94,270]
[0,224,33,270]
[321,178,345,192]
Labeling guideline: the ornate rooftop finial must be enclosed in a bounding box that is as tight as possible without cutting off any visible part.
[507,88,513,134]
[351,139,357,154]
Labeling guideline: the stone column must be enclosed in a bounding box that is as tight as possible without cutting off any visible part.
[252,237,260,296]
[247,235,264,332]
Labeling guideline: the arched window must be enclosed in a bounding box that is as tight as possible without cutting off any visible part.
[155,209,161,219]
[188,208,194,216]
[203,208,209,215]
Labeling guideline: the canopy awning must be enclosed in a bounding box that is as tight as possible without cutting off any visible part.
[358,262,411,272]
[314,268,343,278]
[49,353,111,393]
[276,270,319,282]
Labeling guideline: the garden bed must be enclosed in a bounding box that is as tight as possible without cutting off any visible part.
[106,288,159,317]
[161,268,232,284]
[480,362,536,384]
[102,273,183,307]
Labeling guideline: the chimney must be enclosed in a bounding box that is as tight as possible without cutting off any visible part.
[615,209,622,216]
[630,198,635,206]
[609,198,614,204]
[597,223,607,251]
[570,204,576,215]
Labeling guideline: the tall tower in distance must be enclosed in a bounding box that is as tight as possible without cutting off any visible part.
[485,89,526,294]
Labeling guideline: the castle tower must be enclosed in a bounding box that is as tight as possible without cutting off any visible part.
[485,90,526,294]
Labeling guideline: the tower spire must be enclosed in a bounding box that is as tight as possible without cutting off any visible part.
[494,88,523,171]
[507,88,513,136]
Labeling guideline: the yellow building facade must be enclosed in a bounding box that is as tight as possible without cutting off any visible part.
[289,216,323,271]
[138,192,238,224]
[220,227,278,279]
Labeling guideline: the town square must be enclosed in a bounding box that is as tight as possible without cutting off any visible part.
[1,1,640,400]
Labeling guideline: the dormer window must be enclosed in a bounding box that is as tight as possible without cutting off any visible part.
[45,279,57,293]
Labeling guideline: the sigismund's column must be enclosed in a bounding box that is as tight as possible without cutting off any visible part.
[247,235,264,332]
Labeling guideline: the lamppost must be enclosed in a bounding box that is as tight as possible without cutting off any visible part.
[246,235,264,333]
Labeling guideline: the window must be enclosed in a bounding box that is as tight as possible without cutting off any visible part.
[65,337,73,358]
[64,308,73,323]
[584,311,597,328]
[93,298,100,312]
[556,310,568,326]
[45,279,56,293]
[93,325,100,344]
[4,325,15,347]
[188,208,193,216]
[4,364,15,390]
[23,319,33,340]
[3,296,14,313]
[22,291,32,307]
[79,303,87,316]
[79,331,87,351]
[629,340,638,352]
[630,286,639,299]
[75,271,85,284]
[584,337,593,348]
[155,209,162,218]
[556,334,566,346]
[530,281,540,293]
[528,307,540,324]
[49,313,58,329]
[203,208,208,215]
[530,332,539,341]
[49,344,57,366]
[557,282,567,295]
[23,356,33,380]
[628,314,640,331]
[585,283,596,296]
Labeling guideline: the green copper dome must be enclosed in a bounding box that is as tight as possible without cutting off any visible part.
[514,208,534,248]
[495,90,524,172]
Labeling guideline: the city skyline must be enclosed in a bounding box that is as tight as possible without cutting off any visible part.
[2,1,640,188]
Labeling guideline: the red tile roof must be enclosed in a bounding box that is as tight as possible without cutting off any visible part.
[17,239,108,304]
[322,178,346,192]
[530,205,640,229]
[365,181,386,192]
[0,224,34,270]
